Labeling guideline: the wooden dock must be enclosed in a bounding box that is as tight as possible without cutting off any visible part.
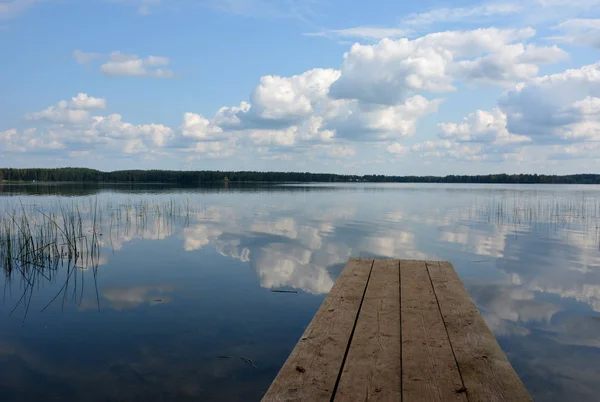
[262,259,531,402]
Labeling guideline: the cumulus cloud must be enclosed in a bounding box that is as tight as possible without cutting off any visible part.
[455,44,568,86]
[326,96,442,140]
[328,28,554,105]
[69,93,107,110]
[26,107,90,125]
[73,50,178,78]
[17,94,183,156]
[7,26,586,166]
[249,127,296,147]
[499,62,600,142]
[243,69,341,126]
[89,114,174,147]
[328,38,455,105]
[439,108,531,145]
[415,61,600,163]
[0,127,64,152]
[410,108,531,161]
[181,113,223,141]
[25,93,106,124]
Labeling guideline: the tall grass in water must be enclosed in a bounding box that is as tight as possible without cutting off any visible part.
[1,198,194,320]
[0,201,103,320]
[477,194,600,249]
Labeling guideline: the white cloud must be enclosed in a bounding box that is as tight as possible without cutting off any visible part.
[439,108,531,145]
[402,3,523,27]
[417,62,600,163]
[253,245,335,294]
[18,94,182,156]
[17,93,245,159]
[295,116,335,143]
[145,55,169,66]
[0,127,64,152]
[183,225,223,251]
[305,27,408,40]
[499,62,600,142]
[26,107,90,125]
[69,93,107,110]
[8,23,594,168]
[73,50,177,78]
[387,142,408,155]
[328,28,544,105]
[213,102,251,128]
[248,68,341,123]
[102,285,174,310]
[306,3,524,41]
[327,96,442,140]
[328,38,454,105]
[550,18,600,48]
[90,114,174,147]
[412,108,531,162]
[181,113,223,140]
[250,127,296,147]
[73,50,102,64]
[549,142,600,159]
[24,93,107,124]
[100,52,175,78]
[455,44,568,86]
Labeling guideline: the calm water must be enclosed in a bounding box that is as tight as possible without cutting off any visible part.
[1,183,600,401]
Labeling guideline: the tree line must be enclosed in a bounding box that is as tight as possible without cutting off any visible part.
[0,168,599,184]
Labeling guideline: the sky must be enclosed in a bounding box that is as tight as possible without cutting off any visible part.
[1,0,600,175]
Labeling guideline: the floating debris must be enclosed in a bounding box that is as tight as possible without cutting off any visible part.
[240,357,257,368]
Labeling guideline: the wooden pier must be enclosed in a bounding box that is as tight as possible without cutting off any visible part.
[262,259,531,402]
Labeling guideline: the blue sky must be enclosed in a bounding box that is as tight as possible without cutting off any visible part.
[1,0,600,175]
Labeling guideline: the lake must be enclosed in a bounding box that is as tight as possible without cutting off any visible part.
[1,183,599,401]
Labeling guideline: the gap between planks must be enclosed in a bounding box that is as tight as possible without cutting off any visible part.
[263,259,532,402]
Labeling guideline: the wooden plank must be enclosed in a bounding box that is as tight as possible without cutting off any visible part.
[427,261,532,402]
[334,259,401,401]
[400,260,467,402]
[262,258,374,402]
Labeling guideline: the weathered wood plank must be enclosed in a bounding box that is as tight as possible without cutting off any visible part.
[334,259,401,401]
[400,260,467,402]
[427,261,532,402]
[262,258,374,402]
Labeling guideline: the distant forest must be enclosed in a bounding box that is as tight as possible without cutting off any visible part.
[1,168,599,184]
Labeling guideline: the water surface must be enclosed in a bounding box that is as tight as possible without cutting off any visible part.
[1,183,599,401]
